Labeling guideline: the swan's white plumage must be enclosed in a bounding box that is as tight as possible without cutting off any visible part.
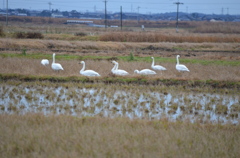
[134,69,156,75]
[80,61,100,77]
[176,55,190,72]
[151,57,166,71]
[51,53,64,71]
[111,61,117,73]
[111,61,129,76]
[41,59,49,66]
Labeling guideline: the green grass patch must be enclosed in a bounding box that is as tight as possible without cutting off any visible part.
[0,53,239,66]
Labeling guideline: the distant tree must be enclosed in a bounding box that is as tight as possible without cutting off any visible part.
[62,11,69,17]
[38,10,51,17]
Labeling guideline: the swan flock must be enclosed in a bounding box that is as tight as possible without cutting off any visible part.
[42,54,190,76]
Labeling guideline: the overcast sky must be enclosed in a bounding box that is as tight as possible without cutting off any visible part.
[4,0,240,15]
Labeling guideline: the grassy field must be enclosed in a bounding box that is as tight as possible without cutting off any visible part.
[0,56,239,82]
[0,114,240,158]
[0,17,240,157]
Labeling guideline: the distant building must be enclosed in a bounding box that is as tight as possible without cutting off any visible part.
[51,13,64,18]
[0,12,6,15]
[17,13,27,16]
[87,23,105,27]
[66,20,93,24]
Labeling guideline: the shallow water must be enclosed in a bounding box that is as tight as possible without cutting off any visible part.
[0,83,239,124]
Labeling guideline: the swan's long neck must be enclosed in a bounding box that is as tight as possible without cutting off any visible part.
[176,56,179,65]
[52,54,55,63]
[111,63,116,72]
[115,63,119,70]
[151,58,155,67]
[81,62,85,72]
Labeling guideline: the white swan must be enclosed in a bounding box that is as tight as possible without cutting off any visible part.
[41,59,49,66]
[51,53,64,71]
[80,61,100,77]
[176,55,190,72]
[111,61,129,76]
[134,69,156,75]
[151,57,166,71]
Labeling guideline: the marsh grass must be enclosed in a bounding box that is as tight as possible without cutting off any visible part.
[0,114,240,158]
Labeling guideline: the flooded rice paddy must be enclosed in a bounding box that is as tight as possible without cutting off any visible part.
[0,81,239,124]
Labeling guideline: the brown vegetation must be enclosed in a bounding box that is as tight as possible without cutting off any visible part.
[14,32,44,39]
[0,26,4,37]
[0,114,239,158]
[99,31,240,43]
[0,16,68,24]
[0,18,240,158]
[0,38,240,60]
[191,21,240,34]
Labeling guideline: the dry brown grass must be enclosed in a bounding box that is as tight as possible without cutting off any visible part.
[191,21,240,34]
[0,57,239,81]
[0,114,239,158]
[1,38,240,59]
[99,31,240,43]
[2,19,240,43]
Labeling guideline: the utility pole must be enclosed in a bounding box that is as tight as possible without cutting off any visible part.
[174,1,183,33]
[226,8,229,15]
[120,6,122,30]
[137,6,140,24]
[48,2,52,12]
[48,2,52,18]
[6,0,8,26]
[104,0,107,29]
